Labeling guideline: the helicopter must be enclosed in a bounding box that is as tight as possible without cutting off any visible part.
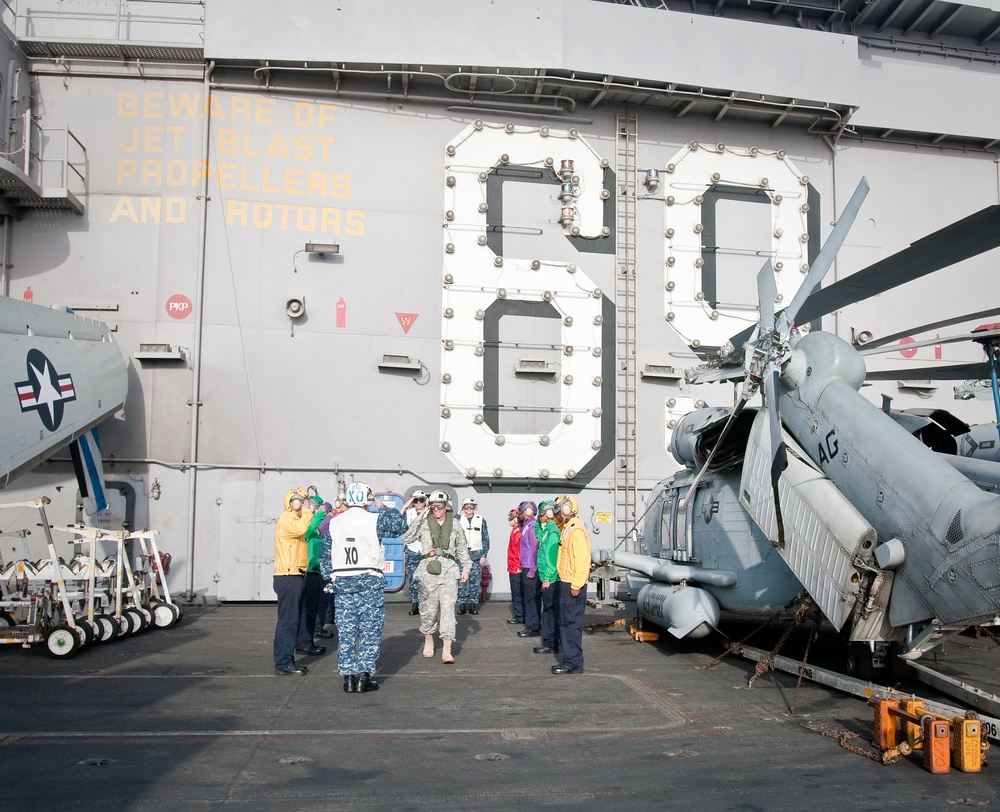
[596,178,1000,681]
[0,296,128,511]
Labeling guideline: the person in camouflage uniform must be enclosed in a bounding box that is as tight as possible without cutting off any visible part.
[321,483,406,693]
[402,490,427,614]
[401,489,471,663]
[456,496,490,615]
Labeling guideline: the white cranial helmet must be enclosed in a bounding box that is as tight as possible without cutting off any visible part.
[345,482,373,507]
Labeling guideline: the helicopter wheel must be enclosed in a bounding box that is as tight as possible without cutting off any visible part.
[846,642,874,682]
[883,641,907,685]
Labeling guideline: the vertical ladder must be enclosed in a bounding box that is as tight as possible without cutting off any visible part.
[614,114,638,551]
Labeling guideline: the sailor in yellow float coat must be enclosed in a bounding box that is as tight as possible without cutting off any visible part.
[553,495,591,674]
[273,488,315,674]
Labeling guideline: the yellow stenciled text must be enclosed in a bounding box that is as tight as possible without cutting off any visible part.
[113,91,357,233]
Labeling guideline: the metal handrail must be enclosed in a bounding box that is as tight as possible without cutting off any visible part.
[22,114,87,194]
[19,0,205,39]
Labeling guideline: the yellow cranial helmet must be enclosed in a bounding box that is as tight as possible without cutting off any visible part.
[284,489,305,511]
[554,494,579,518]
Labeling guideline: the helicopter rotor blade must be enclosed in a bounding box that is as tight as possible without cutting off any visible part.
[864,362,989,381]
[737,260,777,374]
[730,178,870,350]
[764,367,788,547]
[857,307,1000,351]
[859,328,1000,357]
[782,177,871,331]
[794,204,1000,327]
[756,259,777,330]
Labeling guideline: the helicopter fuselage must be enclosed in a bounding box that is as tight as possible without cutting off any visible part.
[779,330,1000,628]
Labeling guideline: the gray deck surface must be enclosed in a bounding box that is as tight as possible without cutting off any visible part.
[1,601,997,811]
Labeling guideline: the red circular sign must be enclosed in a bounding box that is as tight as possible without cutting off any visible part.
[898,336,918,359]
[166,294,193,320]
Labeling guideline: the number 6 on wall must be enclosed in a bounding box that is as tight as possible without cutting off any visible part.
[439,121,615,483]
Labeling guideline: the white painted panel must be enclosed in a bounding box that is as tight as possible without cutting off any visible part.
[206,0,860,106]
[217,480,276,601]
[854,54,1000,140]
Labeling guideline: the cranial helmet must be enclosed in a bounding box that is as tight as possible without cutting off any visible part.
[538,500,555,514]
[428,489,451,506]
[284,489,305,511]
[518,500,537,519]
[345,482,373,507]
[554,494,579,517]
[460,497,477,508]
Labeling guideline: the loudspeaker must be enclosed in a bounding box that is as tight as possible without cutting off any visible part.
[286,295,306,319]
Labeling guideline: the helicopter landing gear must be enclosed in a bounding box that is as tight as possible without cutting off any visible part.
[845,642,874,682]
[882,641,907,685]
[846,640,909,685]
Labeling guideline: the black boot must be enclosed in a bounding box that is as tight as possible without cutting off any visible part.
[343,674,358,693]
[408,603,419,615]
[457,603,467,615]
[468,603,479,615]
[358,672,379,692]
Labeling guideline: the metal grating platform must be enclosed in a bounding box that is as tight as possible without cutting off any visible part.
[19,38,204,62]
[0,159,84,214]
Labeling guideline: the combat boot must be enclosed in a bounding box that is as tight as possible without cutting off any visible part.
[358,672,379,692]
[423,634,434,658]
[468,603,479,615]
[457,603,467,615]
[442,638,455,664]
[343,674,358,693]
[408,603,420,615]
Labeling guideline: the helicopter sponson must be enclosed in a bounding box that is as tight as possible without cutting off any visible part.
[637,582,721,639]
[599,550,736,639]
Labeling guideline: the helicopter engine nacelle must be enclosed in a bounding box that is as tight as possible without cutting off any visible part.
[636,582,720,639]
[671,406,758,470]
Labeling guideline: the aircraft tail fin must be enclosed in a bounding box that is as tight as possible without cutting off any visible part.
[69,428,108,515]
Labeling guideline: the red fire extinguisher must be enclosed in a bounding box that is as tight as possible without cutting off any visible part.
[336,297,346,328]
[151,551,172,584]
[480,563,492,603]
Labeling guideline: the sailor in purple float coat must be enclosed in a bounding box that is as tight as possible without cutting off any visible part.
[517,501,542,636]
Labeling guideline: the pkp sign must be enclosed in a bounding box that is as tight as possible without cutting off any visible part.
[166,294,193,320]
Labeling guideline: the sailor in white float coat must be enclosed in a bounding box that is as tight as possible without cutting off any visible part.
[322,482,396,694]
[456,496,490,615]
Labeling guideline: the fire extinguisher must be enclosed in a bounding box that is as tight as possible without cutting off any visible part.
[151,551,172,584]
[336,297,346,328]
[480,563,492,603]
